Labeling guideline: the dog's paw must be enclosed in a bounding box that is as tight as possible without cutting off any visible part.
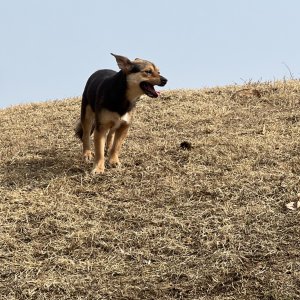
[109,156,121,168]
[91,165,104,175]
[91,160,105,175]
[83,150,94,162]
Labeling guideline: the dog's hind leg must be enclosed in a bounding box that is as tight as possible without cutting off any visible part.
[106,129,115,154]
[92,124,111,174]
[109,123,129,167]
[81,105,95,162]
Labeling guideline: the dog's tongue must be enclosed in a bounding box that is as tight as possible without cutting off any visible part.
[151,88,159,98]
[141,82,161,98]
[147,84,159,98]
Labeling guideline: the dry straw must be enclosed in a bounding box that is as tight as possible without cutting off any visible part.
[1,80,300,299]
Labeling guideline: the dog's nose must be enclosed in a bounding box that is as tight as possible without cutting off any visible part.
[160,76,168,86]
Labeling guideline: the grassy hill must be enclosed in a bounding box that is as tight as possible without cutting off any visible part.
[1,80,300,299]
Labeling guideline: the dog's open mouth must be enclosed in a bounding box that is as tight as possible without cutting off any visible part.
[140,82,159,98]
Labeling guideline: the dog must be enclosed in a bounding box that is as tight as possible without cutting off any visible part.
[75,53,167,174]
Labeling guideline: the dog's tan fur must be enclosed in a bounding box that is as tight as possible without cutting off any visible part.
[91,109,132,174]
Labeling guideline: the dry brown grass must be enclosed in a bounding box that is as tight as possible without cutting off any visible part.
[1,80,300,299]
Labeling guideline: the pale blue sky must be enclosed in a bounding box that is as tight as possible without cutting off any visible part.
[1,0,299,108]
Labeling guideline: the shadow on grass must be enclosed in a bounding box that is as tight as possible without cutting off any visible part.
[1,148,84,189]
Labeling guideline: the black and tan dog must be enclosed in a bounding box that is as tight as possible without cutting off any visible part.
[75,53,167,174]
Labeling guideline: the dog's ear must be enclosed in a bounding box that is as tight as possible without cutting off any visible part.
[111,53,132,73]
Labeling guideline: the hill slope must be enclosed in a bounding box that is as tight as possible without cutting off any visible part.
[1,81,300,299]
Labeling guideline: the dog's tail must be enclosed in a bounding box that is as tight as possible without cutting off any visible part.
[74,120,95,140]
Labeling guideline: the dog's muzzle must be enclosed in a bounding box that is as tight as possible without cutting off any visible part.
[140,75,168,98]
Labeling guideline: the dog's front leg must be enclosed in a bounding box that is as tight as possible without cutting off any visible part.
[109,123,129,167]
[92,125,110,174]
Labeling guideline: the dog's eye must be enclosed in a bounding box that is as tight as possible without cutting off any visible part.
[145,70,152,75]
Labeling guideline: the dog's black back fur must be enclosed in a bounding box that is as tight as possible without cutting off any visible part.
[82,69,136,117]
[76,69,136,139]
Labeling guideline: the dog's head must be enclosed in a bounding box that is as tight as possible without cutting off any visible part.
[111,53,167,98]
